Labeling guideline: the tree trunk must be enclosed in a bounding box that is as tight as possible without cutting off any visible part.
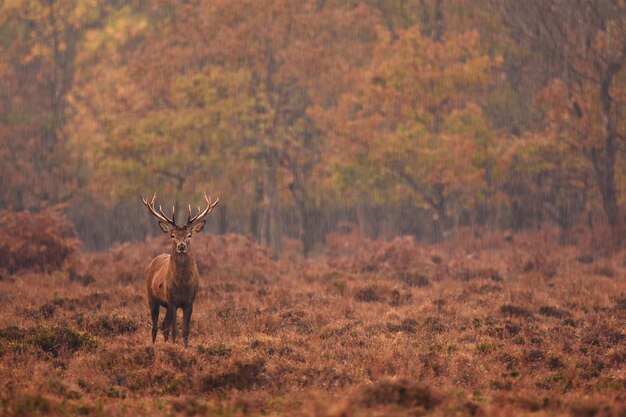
[287,159,318,256]
[290,186,320,258]
[600,177,619,228]
[356,198,377,238]
[218,203,228,234]
[297,203,315,257]
[173,176,185,225]
[429,183,450,242]
[591,147,619,227]
[592,59,622,228]
[249,181,264,241]
[266,149,282,256]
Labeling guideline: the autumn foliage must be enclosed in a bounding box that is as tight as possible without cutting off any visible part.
[1,1,626,414]
[74,233,277,287]
[1,0,624,253]
[0,206,79,274]
[0,227,625,416]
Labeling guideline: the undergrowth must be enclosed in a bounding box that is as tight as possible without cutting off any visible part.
[0,225,624,416]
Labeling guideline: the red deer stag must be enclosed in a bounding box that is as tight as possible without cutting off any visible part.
[141,192,218,346]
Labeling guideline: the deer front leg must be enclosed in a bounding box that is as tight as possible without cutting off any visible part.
[169,304,178,343]
[182,304,193,347]
[161,311,170,342]
[149,301,160,344]
[165,304,176,343]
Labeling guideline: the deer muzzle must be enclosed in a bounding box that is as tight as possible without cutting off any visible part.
[177,243,187,252]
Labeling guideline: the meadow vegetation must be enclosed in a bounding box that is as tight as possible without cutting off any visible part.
[2,2,626,414]
[0,211,625,416]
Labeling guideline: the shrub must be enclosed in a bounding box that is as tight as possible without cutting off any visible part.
[0,325,94,357]
[360,379,442,409]
[28,326,94,356]
[396,271,430,287]
[86,315,139,337]
[197,343,232,357]
[538,306,571,319]
[326,233,433,273]
[199,359,267,392]
[68,271,95,286]
[354,285,385,302]
[79,233,276,285]
[12,394,52,417]
[500,304,534,318]
[387,318,418,333]
[0,205,79,273]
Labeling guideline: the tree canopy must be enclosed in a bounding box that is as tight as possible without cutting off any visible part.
[1,0,625,251]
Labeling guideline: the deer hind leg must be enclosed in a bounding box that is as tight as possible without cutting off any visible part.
[166,304,177,343]
[182,304,193,347]
[150,302,160,344]
[161,304,172,342]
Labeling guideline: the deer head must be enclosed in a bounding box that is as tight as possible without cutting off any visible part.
[141,192,219,253]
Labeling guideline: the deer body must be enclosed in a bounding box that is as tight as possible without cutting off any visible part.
[141,192,218,346]
[146,253,199,310]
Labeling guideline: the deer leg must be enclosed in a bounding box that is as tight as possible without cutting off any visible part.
[162,305,173,342]
[168,305,177,343]
[150,302,160,344]
[182,304,193,347]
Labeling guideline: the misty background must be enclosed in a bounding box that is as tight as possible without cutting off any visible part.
[0,0,624,256]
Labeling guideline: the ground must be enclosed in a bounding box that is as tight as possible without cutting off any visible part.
[0,229,625,416]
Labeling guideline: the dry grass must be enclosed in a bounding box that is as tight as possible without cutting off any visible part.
[0,227,625,416]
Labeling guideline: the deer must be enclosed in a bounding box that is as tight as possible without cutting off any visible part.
[140,192,218,347]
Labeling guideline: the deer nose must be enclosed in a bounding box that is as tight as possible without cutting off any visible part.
[177,243,187,252]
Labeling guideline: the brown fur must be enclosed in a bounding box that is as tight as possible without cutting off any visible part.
[145,223,205,347]
[141,192,217,346]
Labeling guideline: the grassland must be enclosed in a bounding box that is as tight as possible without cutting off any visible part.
[0,229,625,416]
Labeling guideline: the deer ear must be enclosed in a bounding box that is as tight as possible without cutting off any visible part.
[158,221,173,234]
[192,220,206,233]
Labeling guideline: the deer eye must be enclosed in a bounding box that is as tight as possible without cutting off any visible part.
[187,234,192,238]
[171,234,175,239]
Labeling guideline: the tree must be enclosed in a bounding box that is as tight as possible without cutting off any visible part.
[67,4,254,230]
[68,0,382,255]
[499,133,589,240]
[0,0,99,209]
[196,0,382,255]
[501,0,626,228]
[319,25,499,240]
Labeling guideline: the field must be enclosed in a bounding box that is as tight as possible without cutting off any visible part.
[1,227,625,417]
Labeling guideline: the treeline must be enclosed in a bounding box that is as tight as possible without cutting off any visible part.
[0,0,624,254]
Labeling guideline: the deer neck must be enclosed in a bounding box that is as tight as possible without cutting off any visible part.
[170,249,195,281]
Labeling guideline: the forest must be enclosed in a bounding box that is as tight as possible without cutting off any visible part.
[1,0,625,254]
[1,1,626,417]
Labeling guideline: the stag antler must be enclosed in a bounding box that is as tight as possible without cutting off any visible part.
[186,191,219,226]
[141,193,177,226]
